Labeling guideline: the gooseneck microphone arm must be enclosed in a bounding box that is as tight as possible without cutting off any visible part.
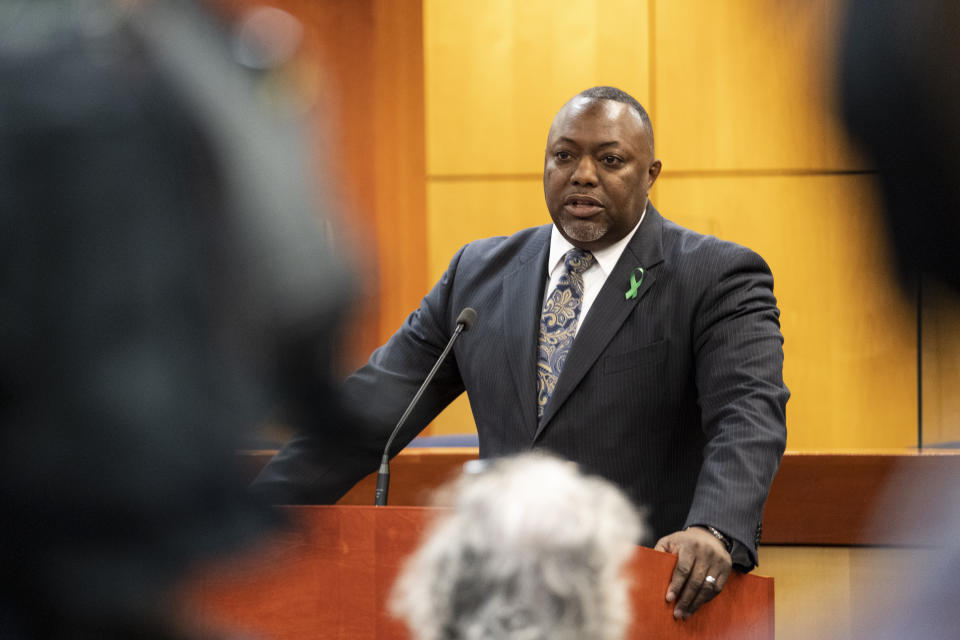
[374,307,477,506]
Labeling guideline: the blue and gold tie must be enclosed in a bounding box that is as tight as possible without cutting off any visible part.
[536,248,594,419]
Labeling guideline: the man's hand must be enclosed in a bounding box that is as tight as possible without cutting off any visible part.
[654,526,733,620]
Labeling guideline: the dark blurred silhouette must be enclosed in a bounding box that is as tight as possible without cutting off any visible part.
[840,0,960,289]
[840,2,960,638]
[0,1,349,638]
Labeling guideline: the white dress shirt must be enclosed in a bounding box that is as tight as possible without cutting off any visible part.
[543,205,647,337]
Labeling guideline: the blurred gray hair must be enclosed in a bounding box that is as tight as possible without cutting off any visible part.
[390,453,646,640]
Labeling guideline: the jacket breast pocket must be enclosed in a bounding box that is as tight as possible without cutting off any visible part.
[602,339,668,375]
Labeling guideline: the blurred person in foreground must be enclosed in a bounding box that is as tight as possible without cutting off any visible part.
[840,0,960,292]
[390,453,645,640]
[0,0,349,637]
[840,1,960,638]
[255,85,789,619]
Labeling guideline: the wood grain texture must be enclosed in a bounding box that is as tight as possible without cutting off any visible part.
[370,0,429,342]
[762,450,960,545]
[185,506,773,639]
[424,0,651,176]
[921,281,960,446]
[426,178,546,282]
[335,448,479,506]
[184,506,421,639]
[655,174,917,449]
[241,448,960,546]
[626,547,773,639]
[654,0,865,172]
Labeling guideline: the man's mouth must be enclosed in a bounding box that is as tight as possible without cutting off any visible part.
[563,194,604,217]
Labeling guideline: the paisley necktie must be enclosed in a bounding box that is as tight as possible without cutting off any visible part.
[536,248,594,419]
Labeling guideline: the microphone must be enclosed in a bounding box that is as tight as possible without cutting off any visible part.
[374,307,477,506]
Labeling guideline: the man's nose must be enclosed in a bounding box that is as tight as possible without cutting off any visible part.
[571,157,598,186]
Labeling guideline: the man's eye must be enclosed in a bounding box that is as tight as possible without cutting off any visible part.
[555,151,572,161]
[602,155,623,166]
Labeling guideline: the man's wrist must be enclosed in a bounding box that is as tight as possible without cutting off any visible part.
[689,524,734,553]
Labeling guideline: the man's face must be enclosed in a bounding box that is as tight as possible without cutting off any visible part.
[543,98,661,252]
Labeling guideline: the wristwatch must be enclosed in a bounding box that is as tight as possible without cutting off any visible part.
[703,525,734,553]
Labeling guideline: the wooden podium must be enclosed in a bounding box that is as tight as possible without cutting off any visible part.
[185,506,773,639]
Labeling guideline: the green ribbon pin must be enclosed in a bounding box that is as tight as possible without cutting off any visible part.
[625,266,645,300]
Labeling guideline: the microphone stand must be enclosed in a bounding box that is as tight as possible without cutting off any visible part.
[374,308,476,506]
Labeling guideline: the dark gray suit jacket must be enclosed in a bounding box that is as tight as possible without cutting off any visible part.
[253,205,789,567]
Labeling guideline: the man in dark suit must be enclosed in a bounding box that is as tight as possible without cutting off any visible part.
[254,86,788,619]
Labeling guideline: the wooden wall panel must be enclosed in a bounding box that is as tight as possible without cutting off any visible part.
[430,393,474,436]
[421,0,942,447]
[426,179,546,280]
[424,178,548,435]
[654,0,864,172]
[655,175,916,449]
[922,282,960,446]
[759,546,853,640]
[759,546,937,640]
[242,448,960,547]
[761,450,960,545]
[371,0,429,341]
[425,0,650,176]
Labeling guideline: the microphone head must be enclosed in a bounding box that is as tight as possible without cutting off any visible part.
[456,307,477,331]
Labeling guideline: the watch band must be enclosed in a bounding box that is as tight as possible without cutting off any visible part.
[705,525,734,553]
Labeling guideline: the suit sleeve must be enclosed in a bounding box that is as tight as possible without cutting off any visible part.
[683,244,789,569]
[250,246,470,504]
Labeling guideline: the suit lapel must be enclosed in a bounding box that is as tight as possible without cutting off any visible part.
[534,205,666,440]
[503,226,551,440]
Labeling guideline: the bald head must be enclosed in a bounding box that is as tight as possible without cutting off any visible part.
[563,86,654,153]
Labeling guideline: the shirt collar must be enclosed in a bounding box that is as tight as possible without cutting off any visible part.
[547,203,648,277]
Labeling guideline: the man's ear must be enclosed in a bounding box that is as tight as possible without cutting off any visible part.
[648,159,662,188]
